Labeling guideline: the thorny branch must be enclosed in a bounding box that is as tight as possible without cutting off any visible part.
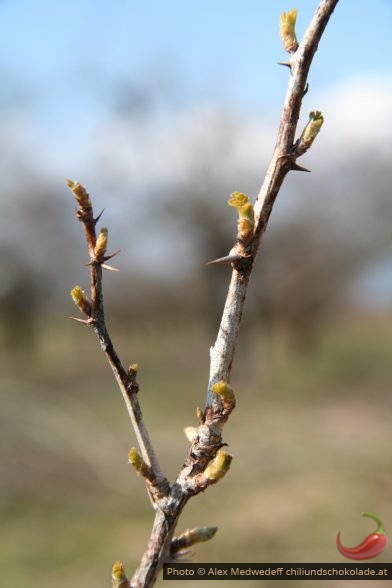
[68,2,339,587]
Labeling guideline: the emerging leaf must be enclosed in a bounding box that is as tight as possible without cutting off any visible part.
[70,285,91,316]
[228,192,255,244]
[280,9,299,53]
[112,561,128,588]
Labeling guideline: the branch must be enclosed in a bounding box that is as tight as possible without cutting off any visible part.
[67,180,169,502]
[206,0,339,411]
[130,3,339,586]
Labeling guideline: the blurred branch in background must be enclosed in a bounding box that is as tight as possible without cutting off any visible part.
[1,101,392,354]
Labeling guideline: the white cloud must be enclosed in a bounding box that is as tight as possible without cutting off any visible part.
[89,74,392,195]
[312,75,392,165]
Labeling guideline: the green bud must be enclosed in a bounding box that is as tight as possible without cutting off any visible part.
[70,285,91,316]
[228,192,255,244]
[204,449,232,482]
[94,227,108,260]
[296,110,324,155]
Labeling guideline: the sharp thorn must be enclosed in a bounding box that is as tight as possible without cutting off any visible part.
[69,316,92,324]
[303,82,309,97]
[206,254,242,266]
[94,209,105,224]
[104,249,121,261]
[291,162,311,172]
[102,263,119,271]
[277,61,291,69]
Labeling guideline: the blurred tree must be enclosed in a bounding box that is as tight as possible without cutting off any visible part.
[0,247,40,356]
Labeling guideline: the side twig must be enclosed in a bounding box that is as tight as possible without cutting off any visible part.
[68,179,169,502]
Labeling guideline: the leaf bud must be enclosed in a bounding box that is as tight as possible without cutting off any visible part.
[228,192,255,244]
[70,285,91,316]
[128,447,142,470]
[66,179,92,210]
[280,9,299,53]
[174,526,218,549]
[211,380,234,401]
[204,449,232,482]
[94,227,108,260]
[112,560,128,588]
[296,110,324,155]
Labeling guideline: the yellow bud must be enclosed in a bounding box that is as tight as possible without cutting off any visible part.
[128,447,142,469]
[204,449,232,482]
[129,363,139,373]
[94,227,108,260]
[228,192,254,244]
[280,9,298,53]
[112,560,128,588]
[66,179,92,209]
[70,285,91,316]
[228,191,248,210]
[128,446,151,480]
[211,380,234,401]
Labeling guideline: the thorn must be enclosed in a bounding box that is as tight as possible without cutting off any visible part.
[94,209,105,224]
[69,316,93,324]
[277,61,291,69]
[303,82,309,97]
[206,254,243,266]
[291,162,311,172]
[102,263,119,271]
[104,249,121,261]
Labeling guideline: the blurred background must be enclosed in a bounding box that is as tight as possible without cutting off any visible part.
[1,0,392,586]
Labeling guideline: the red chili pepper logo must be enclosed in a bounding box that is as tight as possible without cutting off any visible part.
[337,511,388,560]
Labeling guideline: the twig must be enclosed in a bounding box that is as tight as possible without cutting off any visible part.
[67,180,169,501]
[206,0,339,410]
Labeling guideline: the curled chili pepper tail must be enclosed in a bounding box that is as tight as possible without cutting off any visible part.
[362,511,387,536]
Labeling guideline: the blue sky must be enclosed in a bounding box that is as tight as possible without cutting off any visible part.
[1,0,392,293]
[1,0,391,145]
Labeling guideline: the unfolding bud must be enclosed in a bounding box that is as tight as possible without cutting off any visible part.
[211,380,234,401]
[70,285,92,316]
[128,447,142,470]
[211,380,236,415]
[171,526,218,554]
[295,110,324,155]
[112,560,128,588]
[204,449,232,483]
[189,526,218,543]
[94,227,108,260]
[66,179,92,210]
[128,447,151,479]
[129,363,139,373]
[280,9,298,53]
[228,192,255,244]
